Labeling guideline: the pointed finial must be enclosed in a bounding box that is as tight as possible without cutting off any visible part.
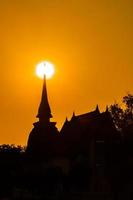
[65,117,68,123]
[72,111,75,117]
[95,104,100,113]
[71,111,76,121]
[106,105,109,112]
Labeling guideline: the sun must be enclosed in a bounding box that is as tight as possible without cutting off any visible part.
[36,61,55,79]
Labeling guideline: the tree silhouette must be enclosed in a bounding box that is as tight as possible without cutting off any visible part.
[109,93,133,134]
[123,93,133,113]
[109,93,133,198]
[0,144,25,198]
[109,103,124,131]
[0,144,25,154]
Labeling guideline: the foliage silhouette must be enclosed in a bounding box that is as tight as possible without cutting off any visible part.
[110,93,133,133]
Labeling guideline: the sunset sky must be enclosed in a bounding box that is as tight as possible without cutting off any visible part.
[0,0,133,145]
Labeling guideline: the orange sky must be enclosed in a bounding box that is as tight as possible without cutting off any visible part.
[0,0,133,145]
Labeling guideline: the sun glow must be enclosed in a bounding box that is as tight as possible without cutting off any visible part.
[36,61,55,79]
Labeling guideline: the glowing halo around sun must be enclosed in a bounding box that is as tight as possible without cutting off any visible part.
[36,61,55,79]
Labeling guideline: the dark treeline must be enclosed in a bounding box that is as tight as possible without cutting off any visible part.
[1,94,133,199]
[108,93,133,200]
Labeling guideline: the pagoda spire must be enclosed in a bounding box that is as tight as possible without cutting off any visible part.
[36,75,52,123]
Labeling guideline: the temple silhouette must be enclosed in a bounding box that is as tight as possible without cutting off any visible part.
[26,76,120,193]
[26,75,59,159]
[0,77,132,199]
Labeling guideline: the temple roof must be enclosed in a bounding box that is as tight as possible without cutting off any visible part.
[70,105,100,123]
